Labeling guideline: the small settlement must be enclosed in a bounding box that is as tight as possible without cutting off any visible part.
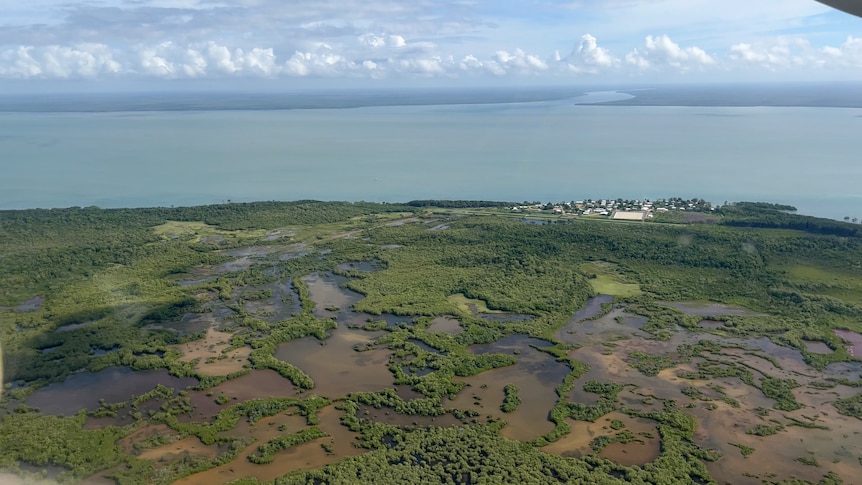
[510,197,715,221]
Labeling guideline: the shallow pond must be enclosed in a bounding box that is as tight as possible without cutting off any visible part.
[557,307,649,346]
[540,412,660,467]
[802,340,833,354]
[26,367,198,415]
[274,326,393,398]
[835,329,862,357]
[175,405,362,484]
[302,272,363,319]
[241,280,301,323]
[697,319,724,330]
[445,335,569,442]
[185,370,298,421]
[427,316,462,335]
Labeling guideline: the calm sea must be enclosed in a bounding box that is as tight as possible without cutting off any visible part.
[1,89,860,219]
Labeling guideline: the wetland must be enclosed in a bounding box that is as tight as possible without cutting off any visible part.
[2,201,862,484]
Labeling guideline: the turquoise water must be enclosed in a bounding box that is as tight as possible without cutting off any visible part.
[1,98,860,219]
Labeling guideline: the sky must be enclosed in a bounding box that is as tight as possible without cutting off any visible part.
[0,0,861,91]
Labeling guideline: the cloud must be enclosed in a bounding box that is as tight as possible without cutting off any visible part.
[626,34,715,71]
[1,30,861,82]
[557,34,619,74]
[358,33,407,49]
[0,43,122,79]
[727,36,862,71]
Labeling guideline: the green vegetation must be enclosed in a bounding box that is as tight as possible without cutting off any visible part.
[3,199,862,484]
[500,384,521,413]
[581,262,643,297]
[0,412,128,482]
[832,393,862,419]
[248,427,328,464]
[729,443,755,458]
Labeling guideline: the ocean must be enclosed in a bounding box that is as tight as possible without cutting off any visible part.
[1,86,860,219]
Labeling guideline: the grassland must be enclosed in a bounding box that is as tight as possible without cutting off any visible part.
[580,262,643,297]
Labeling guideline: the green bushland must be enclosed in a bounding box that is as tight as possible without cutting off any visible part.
[501,384,521,413]
[3,200,862,484]
[832,393,862,419]
[247,427,328,464]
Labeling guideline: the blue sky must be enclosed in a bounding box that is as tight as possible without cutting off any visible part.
[0,0,860,89]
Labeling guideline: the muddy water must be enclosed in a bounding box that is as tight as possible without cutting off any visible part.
[540,412,660,466]
[555,295,617,343]
[562,310,862,485]
[176,405,363,484]
[824,361,862,381]
[242,280,301,323]
[802,340,833,354]
[558,307,650,347]
[698,319,724,330]
[594,416,659,466]
[275,327,393,398]
[302,272,363,319]
[835,329,862,357]
[185,370,298,421]
[26,368,197,415]
[444,335,569,442]
[427,316,462,335]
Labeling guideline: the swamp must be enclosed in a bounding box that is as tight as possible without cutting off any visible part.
[1,200,861,484]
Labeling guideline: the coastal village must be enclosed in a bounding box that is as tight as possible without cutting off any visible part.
[510,197,715,221]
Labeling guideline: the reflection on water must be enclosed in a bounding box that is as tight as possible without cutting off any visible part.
[302,272,362,319]
[555,295,614,343]
[26,367,198,415]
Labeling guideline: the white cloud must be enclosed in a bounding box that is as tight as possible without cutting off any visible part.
[558,34,619,74]
[0,43,122,79]
[493,49,548,73]
[1,30,861,82]
[626,34,715,71]
[726,36,862,72]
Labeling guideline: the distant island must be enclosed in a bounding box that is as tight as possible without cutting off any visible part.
[584,83,862,108]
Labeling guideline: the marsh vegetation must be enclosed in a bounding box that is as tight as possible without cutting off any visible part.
[2,201,861,484]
